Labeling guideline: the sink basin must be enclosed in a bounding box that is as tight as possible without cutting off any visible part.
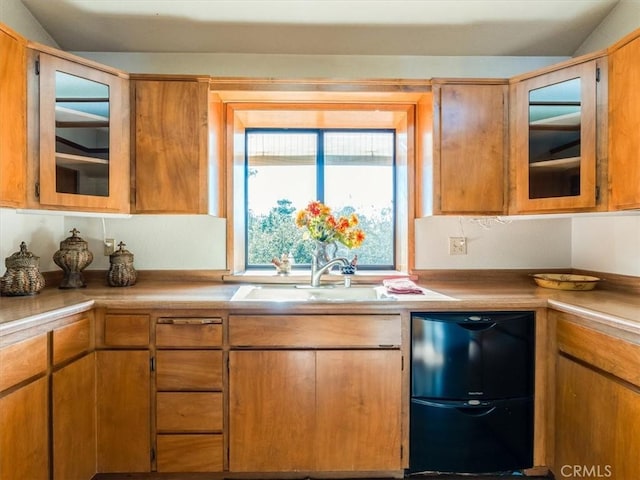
[230,285,393,302]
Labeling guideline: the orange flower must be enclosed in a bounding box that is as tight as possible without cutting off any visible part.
[295,201,365,249]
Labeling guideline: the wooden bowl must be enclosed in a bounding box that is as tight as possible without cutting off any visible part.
[532,273,601,291]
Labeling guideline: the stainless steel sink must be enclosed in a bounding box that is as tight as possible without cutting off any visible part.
[230,285,393,302]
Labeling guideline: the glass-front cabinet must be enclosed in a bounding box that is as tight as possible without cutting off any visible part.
[511,60,599,213]
[35,51,129,212]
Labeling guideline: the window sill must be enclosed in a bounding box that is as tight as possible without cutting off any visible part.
[223,269,412,285]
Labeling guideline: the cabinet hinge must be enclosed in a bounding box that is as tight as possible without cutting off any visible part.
[596,67,601,82]
[151,447,156,462]
[401,355,405,371]
[35,58,40,75]
[401,445,404,459]
[34,182,40,198]
[596,185,600,202]
[150,356,155,372]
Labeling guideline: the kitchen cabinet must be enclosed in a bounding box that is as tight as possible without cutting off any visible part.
[154,316,225,472]
[132,77,214,214]
[29,44,130,212]
[0,23,27,208]
[510,58,604,213]
[552,311,640,479]
[420,81,508,215]
[51,317,95,480]
[96,312,151,473]
[608,29,640,210]
[228,314,403,472]
[0,334,49,480]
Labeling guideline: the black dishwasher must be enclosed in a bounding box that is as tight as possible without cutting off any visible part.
[408,311,535,475]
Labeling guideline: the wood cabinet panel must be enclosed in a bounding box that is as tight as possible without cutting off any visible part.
[0,24,27,208]
[157,392,223,432]
[103,313,149,346]
[52,353,96,480]
[555,355,640,479]
[0,377,49,480]
[433,82,506,214]
[608,32,640,210]
[315,349,403,471]
[133,79,210,213]
[156,321,222,348]
[52,316,91,365]
[156,350,223,391]
[156,434,223,472]
[96,350,150,473]
[229,314,401,347]
[229,350,316,471]
[0,334,47,391]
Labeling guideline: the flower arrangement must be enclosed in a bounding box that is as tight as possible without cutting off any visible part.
[295,201,365,249]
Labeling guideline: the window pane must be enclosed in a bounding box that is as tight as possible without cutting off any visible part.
[324,131,395,267]
[246,132,316,265]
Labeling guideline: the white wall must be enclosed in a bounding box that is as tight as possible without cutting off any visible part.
[414,216,572,270]
[72,52,566,79]
[574,0,640,55]
[572,214,640,276]
[0,0,57,46]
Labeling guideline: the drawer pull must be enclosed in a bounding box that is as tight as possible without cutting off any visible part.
[159,318,221,325]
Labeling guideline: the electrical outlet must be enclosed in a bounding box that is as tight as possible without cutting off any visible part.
[104,238,115,256]
[448,237,467,255]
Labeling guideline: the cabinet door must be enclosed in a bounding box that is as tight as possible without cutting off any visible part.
[96,350,150,473]
[316,350,403,471]
[0,25,27,208]
[512,61,598,213]
[229,350,316,471]
[52,353,96,480]
[432,83,507,214]
[608,32,640,210]
[36,51,129,212]
[555,355,640,479]
[0,377,49,480]
[133,79,209,213]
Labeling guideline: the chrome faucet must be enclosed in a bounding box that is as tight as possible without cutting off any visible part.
[311,256,349,287]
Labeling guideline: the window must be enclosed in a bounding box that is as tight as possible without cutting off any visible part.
[245,129,395,269]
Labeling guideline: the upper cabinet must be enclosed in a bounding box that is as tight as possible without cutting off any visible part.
[132,77,218,214]
[510,58,605,213]
[608,30,640,211]
[417,80,508,216]
[29,45,130,212]
[0,24,27,208]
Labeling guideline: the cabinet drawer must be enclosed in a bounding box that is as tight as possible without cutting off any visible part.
[104,314,149,346]
[156,351,223,390]
[157,392,222,432]
[156,320,222,348]
[53,317,91,365]
[0,335,48,392]
[156,434,223,472]
[229,314,401,347]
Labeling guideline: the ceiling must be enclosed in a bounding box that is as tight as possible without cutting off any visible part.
[21,0,620,56]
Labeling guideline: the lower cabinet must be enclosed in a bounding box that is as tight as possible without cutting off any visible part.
[228,314,403,473]
[0,376,49,480]
[553,311,640,479]
[52,353,96,480]
[96,350,151,472]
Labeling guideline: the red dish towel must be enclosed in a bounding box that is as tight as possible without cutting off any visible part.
[383,278,424,294]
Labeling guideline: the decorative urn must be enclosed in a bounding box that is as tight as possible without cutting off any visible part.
[107,241,137,287]
[53,228,93,289]
[0,242,45,296]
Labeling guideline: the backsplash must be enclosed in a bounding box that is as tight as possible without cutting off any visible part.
[2,207,637,276]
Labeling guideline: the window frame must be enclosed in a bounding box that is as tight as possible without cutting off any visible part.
[243,127,397,269]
